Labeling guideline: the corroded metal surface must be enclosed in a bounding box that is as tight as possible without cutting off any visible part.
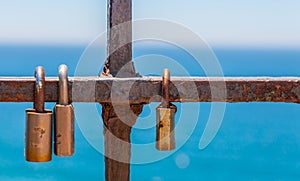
[0,77,300,104]
[101,103,143,181]
[103,0,136,77]
[103,0,142,181]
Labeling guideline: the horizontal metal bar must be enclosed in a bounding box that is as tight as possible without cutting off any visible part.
[0,76,300,104]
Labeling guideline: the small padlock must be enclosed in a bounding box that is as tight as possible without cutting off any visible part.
[156,69,177,151]
[54,64,74,157]
[25,66,52,162]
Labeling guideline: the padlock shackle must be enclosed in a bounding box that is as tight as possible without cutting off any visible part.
[58,64,69,105]
[161,69,170,108]
[34,66,45,113]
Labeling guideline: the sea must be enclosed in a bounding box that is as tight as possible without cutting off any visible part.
[0,44,300,181]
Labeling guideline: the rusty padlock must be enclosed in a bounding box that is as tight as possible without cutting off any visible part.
[156,69,177,151]
[54,64,74,157]
[25,66,52,162]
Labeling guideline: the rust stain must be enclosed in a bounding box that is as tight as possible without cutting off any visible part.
[0,77,300,103]
[275,85,281,89]
[34,127,46,138]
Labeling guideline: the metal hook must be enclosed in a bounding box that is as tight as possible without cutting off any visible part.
[161,69,170,108]
[34,66,45,113]
[58,64,69,105]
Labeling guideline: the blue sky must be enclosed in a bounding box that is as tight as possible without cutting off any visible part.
[0,0,299,48]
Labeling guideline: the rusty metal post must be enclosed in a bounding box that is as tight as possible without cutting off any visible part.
[101,0,143,181]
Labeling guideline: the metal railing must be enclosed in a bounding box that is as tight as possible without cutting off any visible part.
[0,76,299,104]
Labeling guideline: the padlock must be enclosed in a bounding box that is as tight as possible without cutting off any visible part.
[54,64,74,157]
[25,66,52,162]
[156,69,177,151]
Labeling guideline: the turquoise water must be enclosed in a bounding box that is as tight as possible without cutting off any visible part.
[0,45,300,180]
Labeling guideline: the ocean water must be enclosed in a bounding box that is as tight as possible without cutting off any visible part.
[0,45,300,180]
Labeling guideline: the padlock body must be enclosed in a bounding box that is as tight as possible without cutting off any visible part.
[25,109,52,162]
[156,104,176,151]
[54,104,74,157]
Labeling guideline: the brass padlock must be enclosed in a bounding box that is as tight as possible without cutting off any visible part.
[156,69,177,151]
[54,64,74,157]
[25,66,52,162]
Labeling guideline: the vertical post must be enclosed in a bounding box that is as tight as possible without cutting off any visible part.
[101,0,143,181]
[103,0,136,78]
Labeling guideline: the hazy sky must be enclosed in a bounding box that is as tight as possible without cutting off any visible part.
[0,0,299,48]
